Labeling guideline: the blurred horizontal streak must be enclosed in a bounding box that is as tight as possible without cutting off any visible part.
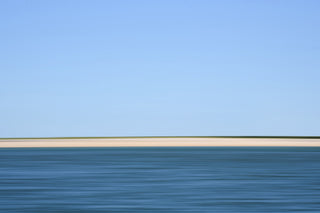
[0,147,320,212]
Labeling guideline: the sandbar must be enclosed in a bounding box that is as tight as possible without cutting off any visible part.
[0,137,320,148]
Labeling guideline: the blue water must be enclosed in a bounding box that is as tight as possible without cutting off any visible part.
[0,147,320,212]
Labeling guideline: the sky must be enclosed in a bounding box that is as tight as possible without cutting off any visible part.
[1,0,320,137]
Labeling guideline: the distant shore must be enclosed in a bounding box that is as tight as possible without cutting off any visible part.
[1,137,320,148]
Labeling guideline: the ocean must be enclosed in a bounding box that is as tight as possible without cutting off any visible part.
[0,147,319,212]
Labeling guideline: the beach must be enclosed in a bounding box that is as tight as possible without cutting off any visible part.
[0,137,320,148]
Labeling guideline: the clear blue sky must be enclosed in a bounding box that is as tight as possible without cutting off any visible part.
[1,0,319,137]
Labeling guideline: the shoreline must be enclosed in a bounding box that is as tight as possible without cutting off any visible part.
[1,137,320,148]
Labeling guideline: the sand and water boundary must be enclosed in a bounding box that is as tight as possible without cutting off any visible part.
[1,137,320,148]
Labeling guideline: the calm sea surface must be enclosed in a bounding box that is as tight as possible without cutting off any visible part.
[0,147,320,212]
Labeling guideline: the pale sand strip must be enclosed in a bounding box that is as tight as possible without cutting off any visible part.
[0,138,320,148]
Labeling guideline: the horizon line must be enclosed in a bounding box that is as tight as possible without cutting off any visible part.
[1,136,320,140]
